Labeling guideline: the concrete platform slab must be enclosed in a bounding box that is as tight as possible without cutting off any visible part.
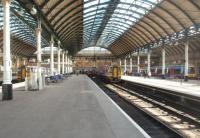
[0,75,149,138]
[122,76,200,98]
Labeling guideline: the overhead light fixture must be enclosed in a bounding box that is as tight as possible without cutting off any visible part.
[30,6,37,15]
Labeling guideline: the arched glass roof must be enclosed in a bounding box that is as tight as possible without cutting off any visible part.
[0,0,48,56]
[83,0,160,48]
[77,46,112,56]
[6,0,200,57]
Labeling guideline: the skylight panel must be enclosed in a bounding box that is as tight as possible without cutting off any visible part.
[84,0,159,48]
[85,0,98,8]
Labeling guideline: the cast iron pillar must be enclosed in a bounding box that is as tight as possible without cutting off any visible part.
[124,58,127,74]
[50,35,54,76]
[130,57,132,73]
[57,41,61,74]
[147,50,151,77]
[36,18,43,90]
[162,47,166,79]
[137,52,140,74]
[2,0,12,100]
[184,40,189,81]
[62,50,65,74]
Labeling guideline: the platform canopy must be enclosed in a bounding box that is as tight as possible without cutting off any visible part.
[6,0,200,56]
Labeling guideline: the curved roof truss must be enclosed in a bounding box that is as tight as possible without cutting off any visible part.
[12,0,200,57]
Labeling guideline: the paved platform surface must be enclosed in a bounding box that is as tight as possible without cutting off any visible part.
[122,76,200,98]
[0,75,149,138]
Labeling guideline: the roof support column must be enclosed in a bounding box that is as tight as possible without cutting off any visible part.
[119,59,121,66]
[36,18,43,90]
[23,58,26,66]
[69,56,72,73]
[71,57,73,73]
[50,35,54,76]
[124,58,127,75]
[184,40,189,81]
[65,52,68,74]
[67,53,69,74]
[16,57,20,68]
[137,52,140,74]
[67,54,69,74]
[130,56,132,73]
[147,50,151,77]
[62,50,65,74]
[162,47,166,78]
[57,41,61,74]
[2,0,12,100]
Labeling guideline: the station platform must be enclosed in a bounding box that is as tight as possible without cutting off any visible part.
[122,76,200,98]
[0,75,149,138]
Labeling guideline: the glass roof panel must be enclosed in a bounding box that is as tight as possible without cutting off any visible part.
[77,46,112,56]
[84,0,160,48]
[0,0,49,48]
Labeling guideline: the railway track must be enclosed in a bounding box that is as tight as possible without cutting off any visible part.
[109,83,200,137]
[92,78,183,138]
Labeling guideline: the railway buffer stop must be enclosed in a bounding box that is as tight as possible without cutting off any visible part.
[1,0,200,138]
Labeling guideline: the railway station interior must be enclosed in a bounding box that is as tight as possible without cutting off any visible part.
[1,0,200,137]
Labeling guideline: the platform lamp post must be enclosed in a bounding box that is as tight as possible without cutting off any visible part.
[2,0,12,100]
[57,41,61,74]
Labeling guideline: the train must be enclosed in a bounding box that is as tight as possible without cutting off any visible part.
[87,65,122,83]
[17,65,26,81]
[0,65,51,84]
[104,65,122,82]
[0,65,26,84]
[134,65,196,79]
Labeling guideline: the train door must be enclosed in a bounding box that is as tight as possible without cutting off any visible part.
[17,66,26,81]
[21,66,26,81]
[113,66,118,79]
